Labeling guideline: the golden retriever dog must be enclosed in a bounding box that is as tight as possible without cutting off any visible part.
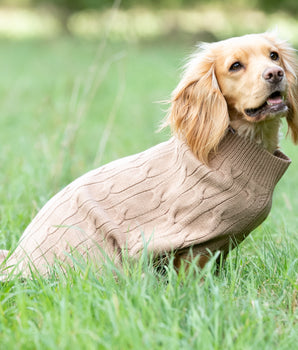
[0,32,297,278]
[167,32,298,270]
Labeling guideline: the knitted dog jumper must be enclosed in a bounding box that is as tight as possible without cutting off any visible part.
[3,131,290,276]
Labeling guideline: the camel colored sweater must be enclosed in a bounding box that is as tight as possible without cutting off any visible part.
[5,131,290,276]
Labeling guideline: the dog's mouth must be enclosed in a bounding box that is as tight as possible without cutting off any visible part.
[244,91,288,119]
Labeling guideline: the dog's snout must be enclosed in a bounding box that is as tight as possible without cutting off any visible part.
[262,67,284,84]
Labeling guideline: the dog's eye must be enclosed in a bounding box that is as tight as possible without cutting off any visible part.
[229,62,243,72]
[270,51,279,61]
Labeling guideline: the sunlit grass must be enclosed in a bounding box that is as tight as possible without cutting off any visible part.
[0,7,60,39]
[68,6,298,44]
[1,234,298,349]
[0,5,298,44]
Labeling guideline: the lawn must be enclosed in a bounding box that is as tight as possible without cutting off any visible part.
[0,37,297,349]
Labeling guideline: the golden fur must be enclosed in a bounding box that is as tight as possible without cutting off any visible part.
[164,32,298,164]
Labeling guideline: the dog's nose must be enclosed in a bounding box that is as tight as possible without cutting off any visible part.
[262,67,284,84]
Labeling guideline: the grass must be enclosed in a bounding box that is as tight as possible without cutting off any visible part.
[0,37,298,349]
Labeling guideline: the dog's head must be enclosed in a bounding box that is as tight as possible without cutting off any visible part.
[165,32,298,164]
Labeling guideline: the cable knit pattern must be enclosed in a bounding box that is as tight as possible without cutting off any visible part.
[3,131,291,276]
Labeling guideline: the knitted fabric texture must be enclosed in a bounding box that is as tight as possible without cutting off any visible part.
[3,131,291,276]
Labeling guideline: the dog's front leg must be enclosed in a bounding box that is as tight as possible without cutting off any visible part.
[173,248,210,273]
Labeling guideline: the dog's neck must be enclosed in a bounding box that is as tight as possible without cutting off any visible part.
[229,118,282,153]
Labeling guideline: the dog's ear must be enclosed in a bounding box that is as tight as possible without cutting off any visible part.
[164,46,229,164]
[264,33,298,144]
[283,45,298,144]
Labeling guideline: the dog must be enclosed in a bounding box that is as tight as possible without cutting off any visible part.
[164,32,298,269]
[1,32,297,278]
[165,32,298,161]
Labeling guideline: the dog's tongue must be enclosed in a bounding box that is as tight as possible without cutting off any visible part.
[267,95,283,105]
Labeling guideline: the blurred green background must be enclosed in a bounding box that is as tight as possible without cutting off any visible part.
[0,0,297,43]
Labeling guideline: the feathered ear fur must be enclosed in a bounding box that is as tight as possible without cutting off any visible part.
[264,33,298,144]
[163,45,229,165]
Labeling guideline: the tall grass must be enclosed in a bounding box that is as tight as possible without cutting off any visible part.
[0,37,297,348]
